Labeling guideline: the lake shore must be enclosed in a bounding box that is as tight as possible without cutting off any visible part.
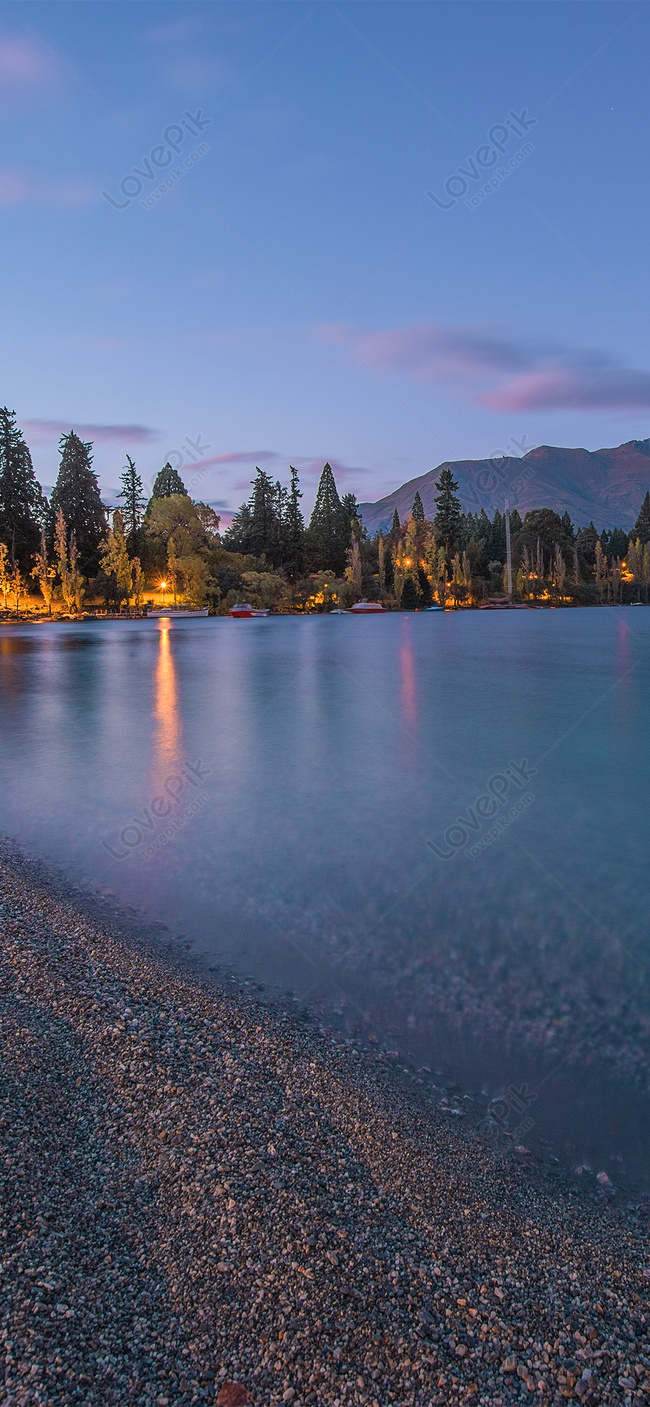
[1,842,649,1407]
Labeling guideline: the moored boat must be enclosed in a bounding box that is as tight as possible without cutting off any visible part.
[147,607,209,618]
[349,599,386,614]
[229,603,270,618]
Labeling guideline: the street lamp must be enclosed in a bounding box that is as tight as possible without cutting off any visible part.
[160,580,167,607]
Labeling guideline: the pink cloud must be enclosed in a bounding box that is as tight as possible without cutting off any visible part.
[481,367,650,413]
[322,321,650,415]
[321,322,528,382]
[0,38,50,84]
[25,421,156,444]
[180,450,280,472]
[0,168,94,207]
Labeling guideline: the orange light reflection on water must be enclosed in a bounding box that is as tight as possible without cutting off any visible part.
[153,622,183,779]
[400,621,417,727]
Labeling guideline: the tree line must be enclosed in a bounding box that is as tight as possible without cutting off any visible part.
[1,405,650,614]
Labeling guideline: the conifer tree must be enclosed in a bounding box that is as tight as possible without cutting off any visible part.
[309,463,349,574]
[401,577,418,610]
[561,510,575,541]
[433,467,462,551]
[152,463,186,498]
[391,508,400,535]
[412,490,425,522]
[0,408,45,569]
[117,455,146,553]
[634,491,650,545]
[49,432,106,576]
[285,466,305,576]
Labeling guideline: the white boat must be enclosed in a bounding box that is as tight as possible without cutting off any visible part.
[147,607,209,618]
[349,599,386,614]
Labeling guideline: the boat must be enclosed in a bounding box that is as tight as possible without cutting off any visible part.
[349,599,386,614]
[424,604,445,611]
[229,603,270,618]
[147,607,209,618]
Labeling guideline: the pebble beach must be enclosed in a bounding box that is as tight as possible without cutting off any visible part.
[1,842,649,1407]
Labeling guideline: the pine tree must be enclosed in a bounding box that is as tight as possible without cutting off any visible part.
[285,466,305,576]
[0,408,45,569]
[401,577,418,610]
[117,456,146,553]
[49,432,106,577]
[634,491,650,545]
[412,490,425,522]
[391,508,400,535]
[341,492,362,534]
[309,463,349,574]
[433,467,462,551]
[561,510,575,542]
[152,463,186,498]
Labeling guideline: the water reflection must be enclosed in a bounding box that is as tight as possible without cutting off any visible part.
[153,623,182,779]
[400,620,417,727]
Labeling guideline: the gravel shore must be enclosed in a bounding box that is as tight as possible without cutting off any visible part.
[1,844,649,1407]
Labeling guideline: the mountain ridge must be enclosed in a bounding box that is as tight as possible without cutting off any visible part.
[358,438,650,534]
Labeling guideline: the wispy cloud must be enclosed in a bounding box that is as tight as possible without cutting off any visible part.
[182,450,280,471]
[0,37,51,85]
[321,321,650,413]
[480,366,650,413]
[25,420,157,444]
[0,168,94,208]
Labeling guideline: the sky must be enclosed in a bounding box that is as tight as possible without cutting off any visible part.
[2,0,650,521]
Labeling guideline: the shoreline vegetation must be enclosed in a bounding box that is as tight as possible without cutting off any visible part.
[2,410,650,622]
[2,841,650,1407]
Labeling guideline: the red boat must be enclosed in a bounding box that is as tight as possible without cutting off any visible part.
[229,602,269,618]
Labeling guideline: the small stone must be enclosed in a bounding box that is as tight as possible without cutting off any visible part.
[282,1390,295,1402]
[217,1384,250,1406]
[502,1356,517,1373]
[455,1343,467,1357]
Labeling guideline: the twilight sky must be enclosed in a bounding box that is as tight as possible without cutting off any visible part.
[2,1,649,520]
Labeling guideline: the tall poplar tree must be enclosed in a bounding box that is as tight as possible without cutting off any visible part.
[49,431,107,576]
[433,467,462,551]
[309,463,349,574]
[117,455,146,553]
[0,407,45,568]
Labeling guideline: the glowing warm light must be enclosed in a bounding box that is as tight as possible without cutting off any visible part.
[160,580,167,589]
[404,558,412,567]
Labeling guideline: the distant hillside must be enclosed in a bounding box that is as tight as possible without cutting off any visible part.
[359,439,650,535]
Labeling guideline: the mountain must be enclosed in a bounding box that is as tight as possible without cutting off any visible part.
[359,439,650,535]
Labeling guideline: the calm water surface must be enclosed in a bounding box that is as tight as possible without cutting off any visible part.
[1,610,649,1186]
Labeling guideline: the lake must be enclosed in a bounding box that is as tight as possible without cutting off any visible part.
[2,609,649,1188]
